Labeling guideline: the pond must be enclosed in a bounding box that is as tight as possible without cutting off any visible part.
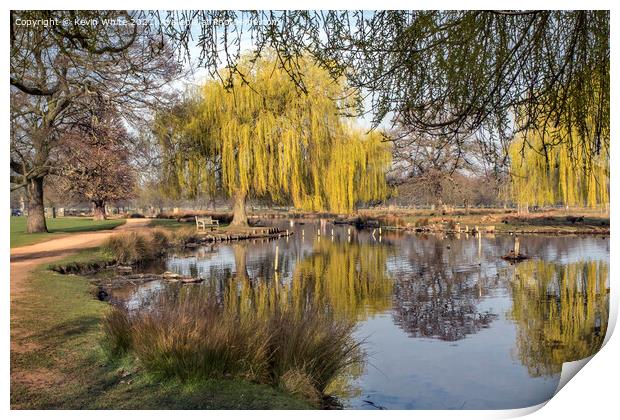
[107,220,610,410]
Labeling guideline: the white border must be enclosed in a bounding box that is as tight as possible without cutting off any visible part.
[2,2,618,419]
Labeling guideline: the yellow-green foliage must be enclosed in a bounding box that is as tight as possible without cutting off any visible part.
[509,259,609,377]
[161,54,391,213]
[290,239,393,320]
[224,240,393,322]
[509,121,609,208]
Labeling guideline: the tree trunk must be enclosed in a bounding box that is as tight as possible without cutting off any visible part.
[230,191,248,226]
[26,177,48,233]
[93,200,107,221]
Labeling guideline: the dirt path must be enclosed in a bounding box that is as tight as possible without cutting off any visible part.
[10,218,152,405]
[10,218,151,299]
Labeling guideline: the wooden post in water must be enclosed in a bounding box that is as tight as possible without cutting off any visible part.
[514,236,520,256]
[274,245,279,271]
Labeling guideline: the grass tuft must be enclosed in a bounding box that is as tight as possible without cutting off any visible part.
[101,306,132,356]
[103,232,156,265]
[279,369,321,406]
[103,229,178,265]
[103,289,364,405]
[150,227,172,249]
[169,227,200,246]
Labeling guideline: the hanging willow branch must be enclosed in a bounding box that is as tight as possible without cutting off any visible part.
[156,54,392,213]
[138,10,608,165]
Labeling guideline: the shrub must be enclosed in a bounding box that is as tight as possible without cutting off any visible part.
[155,211,233,224]
[378,215,405,227]
[102,287,364,405]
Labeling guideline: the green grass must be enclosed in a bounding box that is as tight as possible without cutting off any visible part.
[148,218,230,230]
[10,216,126,248]
[10,248,311,409]
[148,218,190,229]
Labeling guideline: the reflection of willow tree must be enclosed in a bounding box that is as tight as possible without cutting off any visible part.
[214,239,393,399]
[392,240,498,341]
[223,239,393,321]
[289,240,393,321]
[509,260,609,377]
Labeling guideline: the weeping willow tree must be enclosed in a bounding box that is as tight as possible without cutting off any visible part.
[160,55,391,226]
[509,259,609,377]
[509,100,610,209]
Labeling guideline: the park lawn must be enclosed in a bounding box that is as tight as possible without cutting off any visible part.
[149,218,230,230]
[148,218,190,229]
[10,216,126,248]
[10,248,311,409]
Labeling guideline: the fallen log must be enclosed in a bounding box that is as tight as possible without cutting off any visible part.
[97,272,205,288]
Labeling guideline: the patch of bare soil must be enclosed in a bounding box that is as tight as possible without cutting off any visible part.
[14,368,66,388]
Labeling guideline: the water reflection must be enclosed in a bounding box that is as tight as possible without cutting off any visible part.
[105,223,609,409]
[392,268,498,340]
[290,239,393,320]
[509,260,609,377]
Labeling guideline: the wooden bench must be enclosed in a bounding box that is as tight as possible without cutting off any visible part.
[195,216,219,231]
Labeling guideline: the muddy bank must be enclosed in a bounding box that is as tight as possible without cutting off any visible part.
[331,213,609,235]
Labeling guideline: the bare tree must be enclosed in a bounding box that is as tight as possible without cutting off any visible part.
[10,10,179,232]
[54,108,136,220]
